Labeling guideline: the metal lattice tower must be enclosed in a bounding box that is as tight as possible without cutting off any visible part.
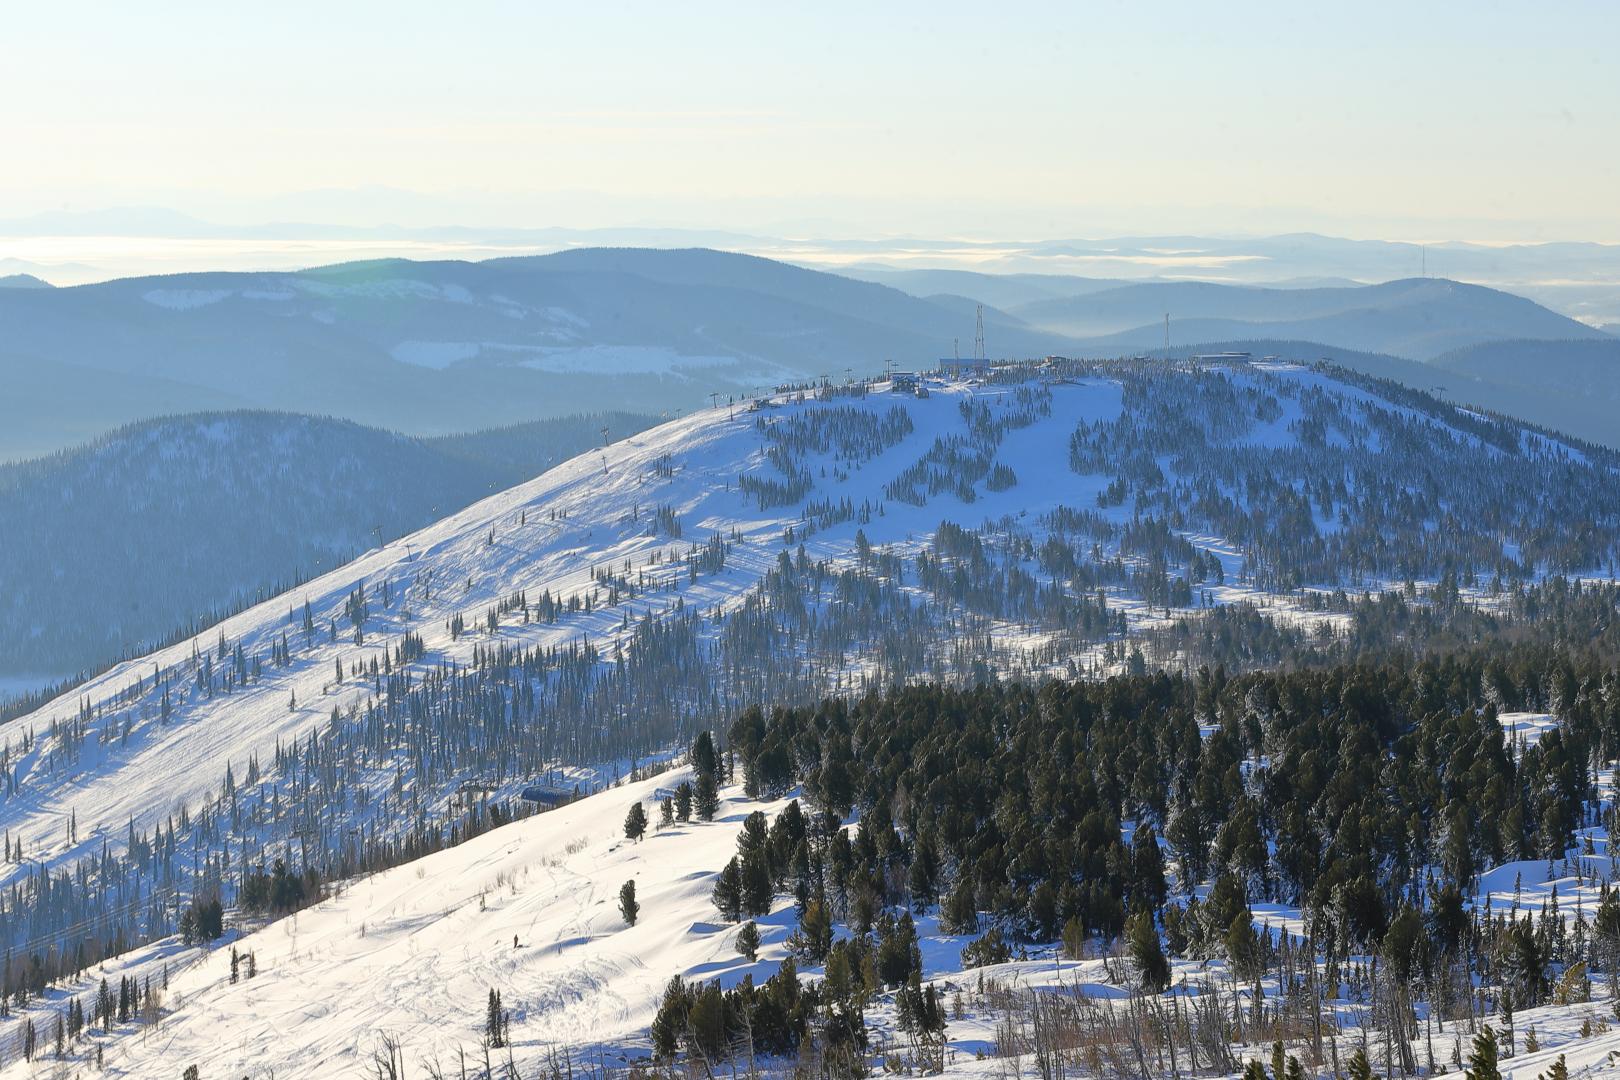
[973,303,986,361]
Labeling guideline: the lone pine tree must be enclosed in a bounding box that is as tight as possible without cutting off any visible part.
[485,988,505,1048]
[713,858,743,922]
[1125,910,1170,992]
[619,879,639,926]
[1466,1026,1501,1080]
[624,801,648,842]
[735,920,760,961]
[694,770,720,822]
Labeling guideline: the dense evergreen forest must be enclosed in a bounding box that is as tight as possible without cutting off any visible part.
[648,644,1620,1076]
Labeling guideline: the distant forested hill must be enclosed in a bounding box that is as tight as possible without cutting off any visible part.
[0,409,651,680]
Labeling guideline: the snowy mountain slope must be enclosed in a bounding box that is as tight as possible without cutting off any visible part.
[1131,338,1620,451]
[4,764,755,1076]
[2,359,1618,1009]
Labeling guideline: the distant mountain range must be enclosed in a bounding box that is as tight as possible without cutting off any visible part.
[0,409,651,680]
[0,249,1055,460]
[859,270,1619,446]
[1435,338,1620,412]
[1,247,1615,461]
[8,211,1619,328]
[1013,277,1606,360]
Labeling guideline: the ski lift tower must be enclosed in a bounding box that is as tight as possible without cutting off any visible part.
[973,303,986,374]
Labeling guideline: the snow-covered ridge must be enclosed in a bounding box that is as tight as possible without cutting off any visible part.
[1,361,1615,1001]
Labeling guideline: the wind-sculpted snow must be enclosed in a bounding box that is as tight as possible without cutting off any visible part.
[1,360,1617,1012]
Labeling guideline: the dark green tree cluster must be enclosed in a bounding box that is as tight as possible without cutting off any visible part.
[712,803,810,923]
[238,858,322,916]
[650,959,816,1064]
[661,646,1620,1074]
[178,894,223,944]
[725,654,1610,955]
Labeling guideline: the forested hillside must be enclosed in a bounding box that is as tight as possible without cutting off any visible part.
[26,641,1620,1076]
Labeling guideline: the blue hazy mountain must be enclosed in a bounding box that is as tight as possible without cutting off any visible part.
[1013,278,1606,360]
[1433,338,1620,409]
[0,249,1066,459]
[1,248,1612,461]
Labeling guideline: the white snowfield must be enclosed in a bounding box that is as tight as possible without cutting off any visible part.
[22,767,779,1077]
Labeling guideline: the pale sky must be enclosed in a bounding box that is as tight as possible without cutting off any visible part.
[3,0,1618,240]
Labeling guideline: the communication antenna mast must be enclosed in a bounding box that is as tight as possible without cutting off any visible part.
[973,303,986,361]
[1163,313,1170,363]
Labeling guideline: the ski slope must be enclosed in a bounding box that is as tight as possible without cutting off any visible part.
[25,765,767,1076]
